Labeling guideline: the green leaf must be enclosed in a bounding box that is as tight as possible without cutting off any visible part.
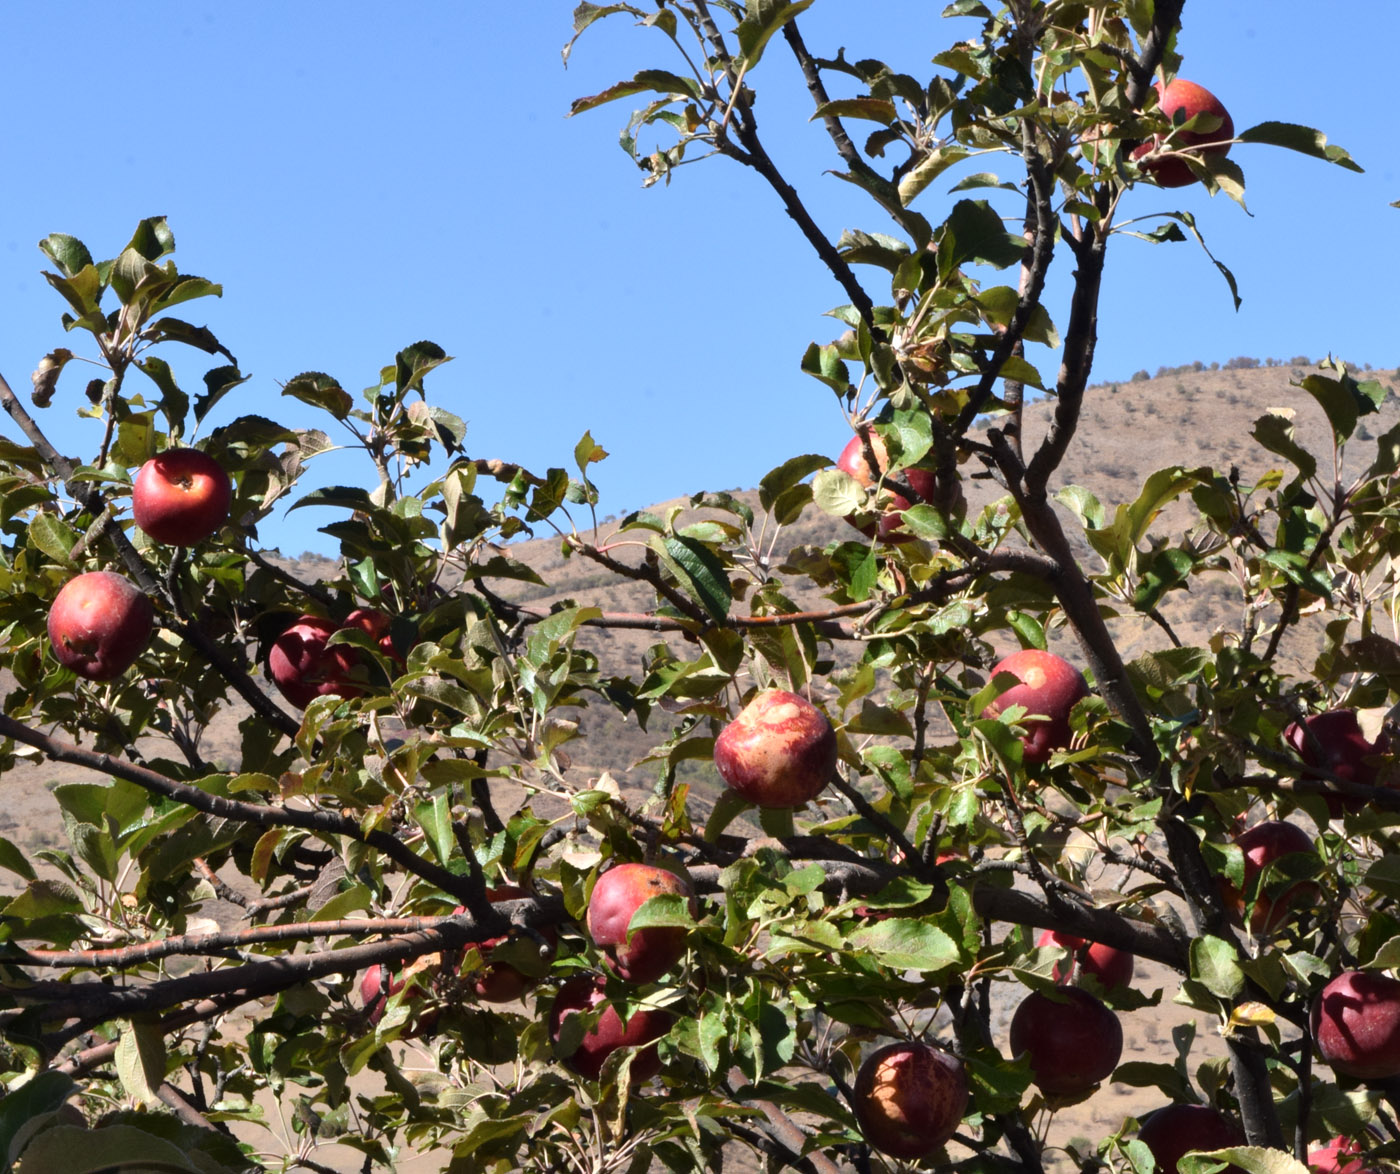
[937,199,1024,273]
[845,918,960,972]
[759,454,830,512]
[800,341,850,393]
[735,0,816,69]
[1298,372,1379,445]
[125,216,176,261]
[28,514,77,563]
[898,147,971,206]
[1252,409,1316,483]
[659,536,732,621]
[116,1020,167,1105]
[574,430,608,478]
[0,1069,79,1165]
[1179,1148,1309,1174]
[626,892,696,933]
[5,878,83,920]
[0,835,37,883]
[811,97,896,124]
[283,371,353,420]
[288,485,376,513]
[570,69,702,115]
[194,365,249,426]
[1190,935,1244,999]
[12,1123,221,1174]
[414,793,454,866]
[145,317,236,363]
[396,340,451,394]
[1237,122,1362,172]
[39,233,93,278]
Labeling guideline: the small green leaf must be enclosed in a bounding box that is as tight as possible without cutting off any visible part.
[659,535,732,621]
[735,0,816,69]
[845,919,960,973]
[759,454,830,512]
[626,892,696,933]
[116,1020,166,1106]
[39,233,94,278]
[811,97,896,124]
[1190,935,1244,999]
[283,371,353,420]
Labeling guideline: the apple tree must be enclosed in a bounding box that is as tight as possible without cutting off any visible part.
[0,2,1391,1172]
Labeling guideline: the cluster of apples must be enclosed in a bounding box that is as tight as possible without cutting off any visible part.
[359,884,558,1034]
[46,450,231,681]
[543,862,698,1080]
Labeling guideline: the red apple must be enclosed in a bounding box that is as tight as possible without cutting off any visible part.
[1130,79,1234,188]
[836,429,937,542]
[267,615,363,709]
[1221,820,1318,934]
[548,974,671,1082]
[342,607,404,665]
[47,571,155,681]
[587,863,695,984]
[1037,929,1135,991]
[1312,970,1400,1080]
[714,688,838,808]
[1285,710,1389,815]
[982,649,1090,763]
[131,448,232,546]
[458,885,558,1004]
[1137,1105,1246,1174]
[1309,1137,1373,1174]
[1009,986,1122,1098]
[851,1041,969,1160]
[360,963,405,1026]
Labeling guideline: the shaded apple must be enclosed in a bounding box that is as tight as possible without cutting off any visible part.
[267,614,363,709]
[982,649,1090,763]
[1037,929,1134,991]
[714,688,838,808]
[47,571,155,681]
[548,974,671,1082]
[1285,710,1389,815]
[836,429,937,542]
[1221,820,1318,934]
[360,963,405,1026]
[1312,970,1400,1080]
[342,606,405,666]
[1138,1104,1246,1174]
[460,885,557,1003]
[1009,986,1122,1098]
[586,863,695,984]
[1131,79,1234,188]
[851,1041,969,1160]
[131,448,232,546]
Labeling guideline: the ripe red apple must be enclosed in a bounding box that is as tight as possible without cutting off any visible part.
[982,649,1090,763]
[1312,970,1400,1080]
[458,885,558,1004]
[851,1041,969,1160]
[587,863,696,984]
[548,974,671,1082]
[1137,1105,1245,1174]
[1309,1137,1373,1174]
[714,688,838,808]
[1221,820,1318,934]
[1285,710,1389,815]
[267,614,367,709]
[131,448,232,546]
[360,963,405,1026]
[1131,79,1234,188]
[836,429,938,542]
[1009,986,1122,1098]
[47,571,155,681]
[1037,929,1135,991]
[342,607,403,665]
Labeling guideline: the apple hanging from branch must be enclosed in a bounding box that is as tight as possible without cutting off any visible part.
[714,688,838,808]
[47,571,155,682]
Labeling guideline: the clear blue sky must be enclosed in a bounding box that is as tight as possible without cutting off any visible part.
[3,3,1394,556]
